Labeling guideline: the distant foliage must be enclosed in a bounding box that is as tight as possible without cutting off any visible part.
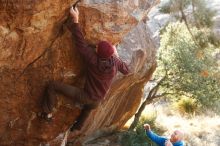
[159,0,216,28]
[159,0,191,14]
[159,1,172,13]
[173,96,201,115]
[157,22,220,111]
[192,0,216,28]
[121,115,165,146]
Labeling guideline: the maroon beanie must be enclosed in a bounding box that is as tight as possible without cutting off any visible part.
[97,41,114,58]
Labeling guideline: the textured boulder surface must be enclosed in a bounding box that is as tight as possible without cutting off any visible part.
[0,0,158,145]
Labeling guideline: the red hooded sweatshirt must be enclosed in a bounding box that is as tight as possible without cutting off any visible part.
[70,23,130,101]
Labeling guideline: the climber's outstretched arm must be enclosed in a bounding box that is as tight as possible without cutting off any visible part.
[69,7,97,64]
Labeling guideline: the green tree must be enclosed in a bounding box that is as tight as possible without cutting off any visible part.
[157,22,220,110]
[129,0,220,130]
[159,0,217,48]
[130,22,220,129]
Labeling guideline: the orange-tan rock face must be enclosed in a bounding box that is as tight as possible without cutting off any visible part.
[0,0,158,145]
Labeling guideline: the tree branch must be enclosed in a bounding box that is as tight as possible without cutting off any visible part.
[179,1,201,48]
[128,71,168,130]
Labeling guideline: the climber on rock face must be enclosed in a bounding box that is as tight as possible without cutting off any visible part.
[39,6,130,132]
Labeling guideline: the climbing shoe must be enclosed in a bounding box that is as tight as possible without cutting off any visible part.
[37,112,53,122]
